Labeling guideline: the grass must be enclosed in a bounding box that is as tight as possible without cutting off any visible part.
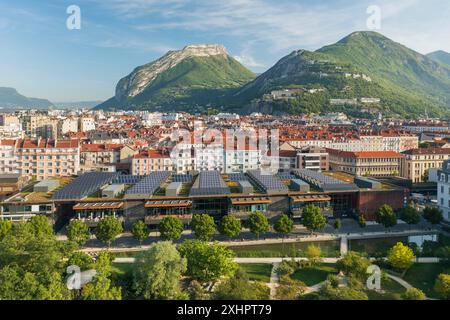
[291,263,338,286]
[229,240,340,258]
[403,263,449,299]
[239,264,273,283]
[365,277,406,300]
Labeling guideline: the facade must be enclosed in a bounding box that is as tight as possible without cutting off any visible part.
[437,160,450,221]
[327,149,403,177]
[132,149,174,175]
[22,115,58,139]
[15,139,80,180]
[401,148,450,183]
[80,143,122,172]
[296,146,329,171]
[0,140,19,174]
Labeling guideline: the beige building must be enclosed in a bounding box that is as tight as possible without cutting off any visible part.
[132,149,174,175]
[22,115,58,139]
[0,140,19,174]
[327,149,403,177]
[16,139,80,180]
[401,148,450,183]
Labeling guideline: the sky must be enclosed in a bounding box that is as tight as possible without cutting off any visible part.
[0,0,449,102]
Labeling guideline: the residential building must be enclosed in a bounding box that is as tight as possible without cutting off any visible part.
[327,149,403,177]
[0,140,19,174]
[437,160,450,221]
[297,146,329,171]
[401,148,450,183]
[132,149,174,175]
[15,138,80,180]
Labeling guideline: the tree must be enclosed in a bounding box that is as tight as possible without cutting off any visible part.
[316,281,368,300]
[358,215,366,228]
[400,207,421,225]
[333,219,342,231]
[402,288,426,300]
[94,216,123,247]
[387,242,415,275]
[131,221,148,245]
[337,252,371,280]
[306,244,322,266]
[190,214,216,241]
[423,207,444,225]
[276,275,305,300]
[213,269,269,300]
[188,280,210,300]
[246,211,270,239]
[178,240,237,282]
[133,241,187,300]
[434,273,450,299]
[158,216,184,241]
[274,214,294,238]
[67,220,90,246]
[0,220,12,240]
[80,251,121,300]
[422,169,429,182]
[67,252,94,270]
[28,215,54,237]
[301,205,326,234]
[219,215,241,238]
[375,204,397,228]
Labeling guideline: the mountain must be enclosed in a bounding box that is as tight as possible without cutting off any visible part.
[96,44,255,111]
[428,50,450,66]
[0,87,53,109]
[53,101,103,109]
[233,31,450,118]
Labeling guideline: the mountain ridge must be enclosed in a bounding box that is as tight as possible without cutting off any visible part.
[0,87,53,109]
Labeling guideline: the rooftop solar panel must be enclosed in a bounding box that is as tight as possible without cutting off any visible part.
[228,173,249,181]
[247,170,288,195]
[112,175,145,185]
[172,174,194,183]
[189,171,230,196]
[292,170,358,192]
[126,171,171,196]
[52,172,119,200]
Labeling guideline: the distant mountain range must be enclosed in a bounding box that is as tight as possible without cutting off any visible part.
[95,32,450,118]
[428,50,450,66]
[96,44,255,110]
[0,87,53,109]
[53,101,103,109]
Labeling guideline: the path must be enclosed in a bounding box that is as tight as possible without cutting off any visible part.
[303,281,327,294]
[268,263,280,300]
[386,274,413,290]
[340,236,348,256]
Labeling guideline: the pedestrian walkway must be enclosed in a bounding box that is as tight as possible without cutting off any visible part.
[340,236,348,256]
[268,263,280,300]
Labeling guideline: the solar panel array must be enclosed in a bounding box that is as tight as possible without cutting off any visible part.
[228,173,249,181]
[247,170,288,194]
[293,169,358,192]
[190,171,231,196]
[52,172,119,200]
[172,174,194,183]
[277,173,297,180]
[125,171,171,195]
[112,175,145,185]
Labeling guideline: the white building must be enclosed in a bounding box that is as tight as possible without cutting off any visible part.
[437,160,450,221]
[0,140,19,174]
[79,117,96,132]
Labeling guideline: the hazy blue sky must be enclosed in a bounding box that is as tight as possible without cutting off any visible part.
[0,0,449,102]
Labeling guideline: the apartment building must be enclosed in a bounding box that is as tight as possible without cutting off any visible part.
[15,139,80,180]
[401,148,450,183]
[224,140,261,173]
[22,115,58,139]
[0,140,19,174]
[79,117,96,132]
[80,144,123,173]
[0,114,23,138]
[132,149,174,175]
[437,160,450,222]
[327,149,403,177]
[59,117,79,136]
[297,146,329,172]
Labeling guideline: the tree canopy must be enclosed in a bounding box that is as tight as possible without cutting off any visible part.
[375,204,397,228]
[246,211,270,239]
[190,214,216,241]
[94,216,123,246]
[158,216,184,241]
[302,205,327,234]
[218,215,241,238]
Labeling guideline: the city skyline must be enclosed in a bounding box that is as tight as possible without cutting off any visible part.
[1,0,449,102]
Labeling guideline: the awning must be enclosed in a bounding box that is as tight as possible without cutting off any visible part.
[73,202,124,210]
[290,195,331,203]
[145,200,192,208]
[231,197,272,205]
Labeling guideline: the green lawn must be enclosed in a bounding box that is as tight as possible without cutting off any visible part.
[291,264,338,286]
[365,277,406,300]
[404,263,449,299]
[229,241,340,258]
[239,264,273,283]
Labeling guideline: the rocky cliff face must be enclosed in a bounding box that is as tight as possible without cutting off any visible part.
[115,44,229,100]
